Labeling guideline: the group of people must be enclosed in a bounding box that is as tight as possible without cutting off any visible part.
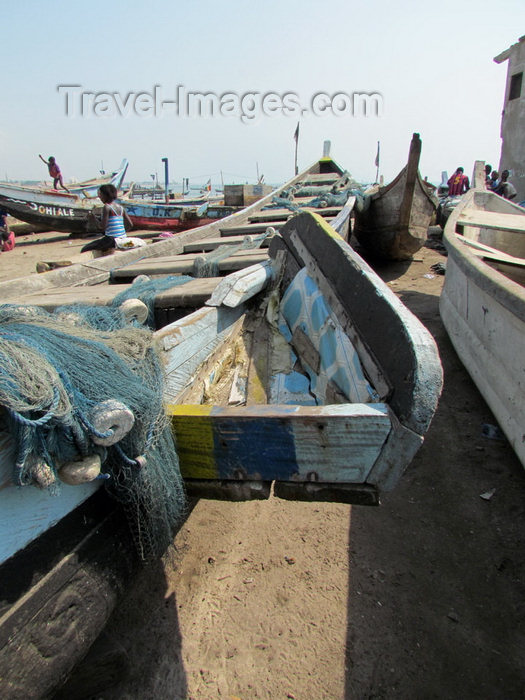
[447,164,517,200]
[484,164,517,200]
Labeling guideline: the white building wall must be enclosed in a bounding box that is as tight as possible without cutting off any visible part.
[494,37,525,203]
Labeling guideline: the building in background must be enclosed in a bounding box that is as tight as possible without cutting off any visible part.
[494,36,525,202]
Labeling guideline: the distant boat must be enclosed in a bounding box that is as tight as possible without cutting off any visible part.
[66,158,129,196]
[353,133,438,260]
[0,159,128,199]
[440,176,525,468]
[119,198,240,231]
[0,185,99,233]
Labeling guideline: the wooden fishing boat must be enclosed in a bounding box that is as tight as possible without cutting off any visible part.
[353,133,438,260]
[120,198,241,231]
[158,210,443,502]
[0,146,442,696]
[0,185,101,234]
[65,158,129,196]
[0,159,128,200]
[440,184,525,468]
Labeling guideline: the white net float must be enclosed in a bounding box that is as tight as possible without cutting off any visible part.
[58,453,101,485]
[91,399,135,446]
[120,298,149,324]
[134,455,147,469]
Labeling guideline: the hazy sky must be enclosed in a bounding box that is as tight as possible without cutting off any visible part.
[1,0,523,187]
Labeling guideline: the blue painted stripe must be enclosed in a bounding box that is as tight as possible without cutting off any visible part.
[211,417,299,480]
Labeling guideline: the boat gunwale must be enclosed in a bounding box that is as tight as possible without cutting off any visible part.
[442,188,525,324]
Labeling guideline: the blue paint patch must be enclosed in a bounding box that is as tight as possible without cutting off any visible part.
[212,418,299,480]
[281,288,302,327]
[319,327,338,369]
[310,295,329,333]
[270,371,317,406]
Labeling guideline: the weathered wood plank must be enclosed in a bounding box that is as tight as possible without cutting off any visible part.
[15,278,222,311]
[220,223,284,236]
[459,235,525,267]
[110,249,268,279]
[168,403,391,483]
[248,208,340,222]
[206,260,275,308]
[183,234,271,253]
[457,209,525,233]
[302,173,341,184]
[155,305,246,398]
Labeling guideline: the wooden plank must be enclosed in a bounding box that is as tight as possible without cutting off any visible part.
[248,207,341,222]
[17,284,134,308]
[155,305,246,398]
[462,239,525,267]
[246,314,270,405]
[302,173,341,184]
[457,209,525,233]
[110,249,268,279]
[184,234,271,253]
[220,223,284,236]
[167,403,391,483]
[155,277,221,306]
[206,260,275,308]
[16,278,222,310]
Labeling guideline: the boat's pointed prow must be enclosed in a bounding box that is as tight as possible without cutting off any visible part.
[472,160,486,189]
[353,132,437,260]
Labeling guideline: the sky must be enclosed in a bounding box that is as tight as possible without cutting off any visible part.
[0,0,523,188]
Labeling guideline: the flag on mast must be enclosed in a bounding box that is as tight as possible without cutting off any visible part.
[374,141,380,167]
[293,122,300,175]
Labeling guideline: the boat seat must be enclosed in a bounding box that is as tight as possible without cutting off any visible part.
[457,209,525,234]
[458,235,525,267]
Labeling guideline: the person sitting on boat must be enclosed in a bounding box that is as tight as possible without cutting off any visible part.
[38,154,70,192]
[495,170,517,200]
[0,208,15,252]
[484,164,492,185]
[447,167,469,196]
[81,184,133,253]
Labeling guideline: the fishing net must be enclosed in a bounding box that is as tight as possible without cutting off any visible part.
[110,274,194,327]
[0,302,186,560]
[193,231,272,277]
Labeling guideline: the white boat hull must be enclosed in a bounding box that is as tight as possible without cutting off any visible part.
[440,188,525,467]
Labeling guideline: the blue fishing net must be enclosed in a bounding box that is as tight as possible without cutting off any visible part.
[0,303,186,560]
[111,274,194,327]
